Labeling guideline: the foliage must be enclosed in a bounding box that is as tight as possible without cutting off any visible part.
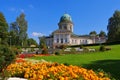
[31,44,120,79]
[107,10,120,42]
[39,36,46,49]
[10,13,28,47]
[42,48,48,54]
[89,31,97,36]
[17,13,28,47]
[83,47,89,52]
[99,45,106,51]
[55,51,60,55]
[27,38,38,47]
[9,22,19,46]
[59,44,67,49]
[99,30,106,37]
[0,45,16,72]
[39,36,48,54]
[6,60,110,80]
[79,45,84,49]
[0,12,9,45]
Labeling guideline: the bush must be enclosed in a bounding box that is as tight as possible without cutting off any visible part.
[99,45,106,51]
[55,52,60,55]
[83,47,89,52]
[80,45,84,49]
[59,45,67,49]
[42,48,48,54]
[0,45,16,72]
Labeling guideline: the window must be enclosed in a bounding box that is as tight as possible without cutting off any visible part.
[80,40,81,43]
[75,40,77,43]
[57,38,59,43]
[65,38,67,43]
[61,38,63,43]
[64,26,67,30]
[72,40,74,43]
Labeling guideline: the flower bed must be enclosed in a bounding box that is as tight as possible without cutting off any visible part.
[18,53,50,58]
[6,59,110,80]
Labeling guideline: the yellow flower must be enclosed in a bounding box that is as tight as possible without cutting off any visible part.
[24,74,29,78]
[99,72,104,77]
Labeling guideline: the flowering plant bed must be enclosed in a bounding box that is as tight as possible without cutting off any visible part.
[18,53,50,58]
[6,58,110,80]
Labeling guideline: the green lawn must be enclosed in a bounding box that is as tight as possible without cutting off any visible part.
[31,44,120,79]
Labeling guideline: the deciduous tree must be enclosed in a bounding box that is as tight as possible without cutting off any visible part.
[99,30,106,37]
[0,12,8,45]
[107,10,120,42]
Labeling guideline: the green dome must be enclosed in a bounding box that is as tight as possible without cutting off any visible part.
[60,14,72,23]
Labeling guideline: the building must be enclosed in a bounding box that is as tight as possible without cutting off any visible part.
[44,14,105,48]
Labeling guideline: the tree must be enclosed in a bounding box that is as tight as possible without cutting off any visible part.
[9,22,19,46]
[107,10,120,42]
[89,31,97,43]
[39,36,48,54]
[27,38,38,47]
[0,12,8,45]
[39,36,46,49]
[99,30,106,37]
[89,31,97,36]
[16,13,28,46]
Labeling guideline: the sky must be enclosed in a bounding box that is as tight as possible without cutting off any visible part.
[0,0,120,43]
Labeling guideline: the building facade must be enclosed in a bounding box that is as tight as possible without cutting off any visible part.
[44,14,105,48]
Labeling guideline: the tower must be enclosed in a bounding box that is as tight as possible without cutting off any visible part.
[58,14,73,32]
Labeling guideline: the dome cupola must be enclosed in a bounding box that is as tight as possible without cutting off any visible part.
[59,14,72,23]
[58,14,73,32]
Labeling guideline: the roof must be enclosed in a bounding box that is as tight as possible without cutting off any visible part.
[59,14,72,23]
[53,29,72,34]
[71,33,91,39]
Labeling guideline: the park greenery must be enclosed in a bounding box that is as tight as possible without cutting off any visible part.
[31,44,120,79]
[107,10,120,42]
[0,10,120,79]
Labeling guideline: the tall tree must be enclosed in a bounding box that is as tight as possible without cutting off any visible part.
[9,22,19,46]
[107,10,120,42]
[27,38,38,47]
[16,13,28,47]
[39,36,46,49]
[39,36,48,54]
[89,31,97,36]
[0,12,8,45]
[99,30,106,37]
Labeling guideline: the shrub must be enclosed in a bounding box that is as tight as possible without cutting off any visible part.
[0,45,16,72]
[59,45,67,49]
[42,48,48,54]
[83,47,89,52]
[79,45,84,49]
[99,45,106,51]
[55,51,60,55]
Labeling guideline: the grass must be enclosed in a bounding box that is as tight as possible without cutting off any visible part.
[30,44,120,79]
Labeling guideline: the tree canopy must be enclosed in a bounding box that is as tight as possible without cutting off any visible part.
[0,12,8,45]
[99,30,106,37]
[107,10,120,42]
[27,38,38,47]
[89,31,97,36]
[10,13,28,46]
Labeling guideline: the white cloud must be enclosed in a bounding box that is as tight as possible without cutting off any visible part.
[8,7,25,13]
[32,32,45,37]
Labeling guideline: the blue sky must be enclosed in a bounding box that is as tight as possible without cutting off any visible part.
[1,0,120,42]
